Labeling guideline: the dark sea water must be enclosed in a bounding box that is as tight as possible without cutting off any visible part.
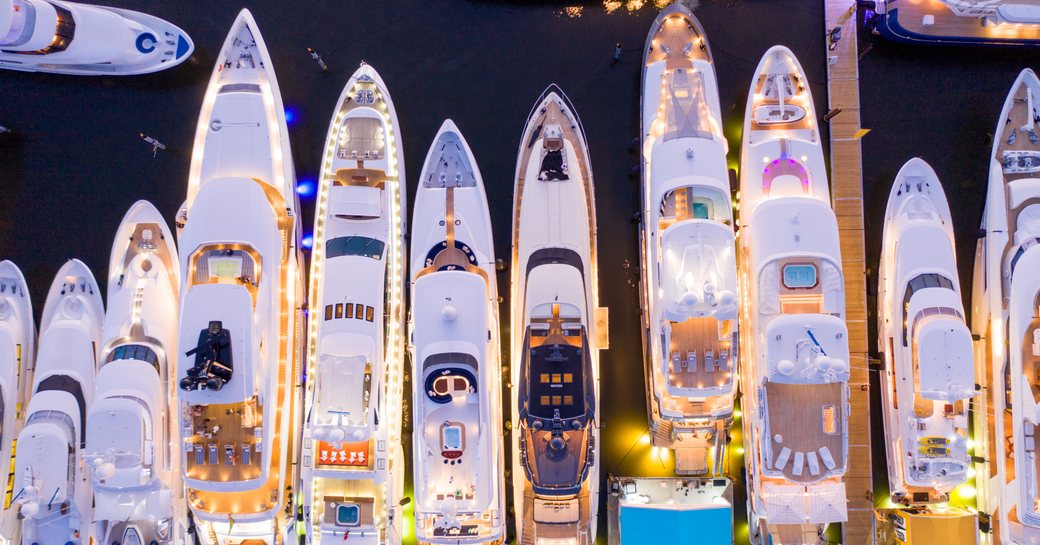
[1,1,1037,543]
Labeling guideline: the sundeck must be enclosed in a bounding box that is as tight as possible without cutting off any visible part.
[0,0,193,75]
[874,0,1040,46]
[878,159,974,506]
[972,68,1040,545]
[409,120,505,545]
[0,261,34,545]
[88,201,184,545]
[511,85,602,545]
[737,46,850,545]
[15,259,103,545]
[301,63,407,545]
[639,4,737,476]
[176,10,304,545]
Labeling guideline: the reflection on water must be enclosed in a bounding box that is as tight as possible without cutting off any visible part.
[603,0,691,15]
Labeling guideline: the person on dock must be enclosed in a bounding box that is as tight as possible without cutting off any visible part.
[614,42,622,63]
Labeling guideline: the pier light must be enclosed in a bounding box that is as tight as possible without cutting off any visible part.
[954,484,977,500]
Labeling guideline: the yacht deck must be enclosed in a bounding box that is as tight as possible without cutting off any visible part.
[882,0,1040,44]
[997,80,1040,185]
[184,400,263,482]
[645,10,709,70]
[765,382,845,483]
[666,317,732,391]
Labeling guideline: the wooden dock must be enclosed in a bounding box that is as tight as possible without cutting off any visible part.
[824,2,873,545]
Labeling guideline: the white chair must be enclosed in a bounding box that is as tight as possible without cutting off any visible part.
[819,446,837,470]
[807,452,821,476]
[775,447,792,470]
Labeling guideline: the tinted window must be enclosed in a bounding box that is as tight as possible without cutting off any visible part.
[326,237,385,260]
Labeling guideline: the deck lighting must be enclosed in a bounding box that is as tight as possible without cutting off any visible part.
[302,233,314,250]
[284,106,299,126]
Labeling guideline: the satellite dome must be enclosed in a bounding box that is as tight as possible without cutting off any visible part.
[442,305,458,322]
[777,359,796,375]
[20,501,38,518]
[680,291,700,308]
[717,290,736,307]
[61,296,84,319]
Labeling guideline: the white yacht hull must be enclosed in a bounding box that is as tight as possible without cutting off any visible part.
[302,63,407,545]
[0,0,193,75]
[510,85,600,545]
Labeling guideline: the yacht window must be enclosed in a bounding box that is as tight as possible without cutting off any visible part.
[366,306,374,322]
[900,273,955,345]
[1008,241,1040,276]
[344,303,353,319]
[334,304,343,319]
[326,236,385,260]
[324,305,333,321]
[335,504,361,527]
[106,344,160,371]
[782,263,818,289]
[36,375,87,445]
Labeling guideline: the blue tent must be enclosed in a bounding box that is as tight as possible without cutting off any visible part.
[619,504,733,545]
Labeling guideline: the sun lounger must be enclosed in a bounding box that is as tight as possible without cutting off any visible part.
[208,443,218,465]
[672,353,681,373]
[243,444,252,465]
[819,446,837,470]
[686,351,697,372]
[705,351,715,372]
[807,451,821,476]
[775,447,792,471]
[792,452,804,476]
[195,444,204,465]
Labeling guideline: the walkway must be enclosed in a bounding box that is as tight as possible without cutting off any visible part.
[824,2,872,544]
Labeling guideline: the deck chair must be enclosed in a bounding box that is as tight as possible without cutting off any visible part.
[719,350,729,372]
[194,444,204,465]
[208,443,218,465]
[672,352,681,373]
[225,444,235,466]
[705,350,715,372]
[686,351,697,372]
[775,447,792,471]
[242,444,252,465]
[819,446,837,470]
[792,452,805,476]
[807,452,821,476]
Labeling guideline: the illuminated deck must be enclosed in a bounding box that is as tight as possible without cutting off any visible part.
[877,0,1040,45]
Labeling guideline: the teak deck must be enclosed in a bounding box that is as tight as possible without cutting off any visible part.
[889,0,1040,42]
[825,2,872,544]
